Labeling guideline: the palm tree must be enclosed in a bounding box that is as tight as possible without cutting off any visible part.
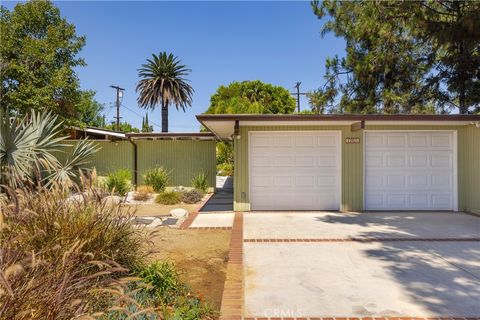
[136,52,194,132]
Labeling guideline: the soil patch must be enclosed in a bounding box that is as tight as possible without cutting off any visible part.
[146,228,231,309]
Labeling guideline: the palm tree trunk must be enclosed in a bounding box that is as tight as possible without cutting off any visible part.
[161,100,168,132]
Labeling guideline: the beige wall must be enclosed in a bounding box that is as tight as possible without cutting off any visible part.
[234,124,479,212]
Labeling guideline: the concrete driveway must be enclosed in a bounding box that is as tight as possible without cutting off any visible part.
[243,212,480,318]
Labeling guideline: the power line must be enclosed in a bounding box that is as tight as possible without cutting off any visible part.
[290,81,307,112]
[121,104,162,129]
[110,85,125,131]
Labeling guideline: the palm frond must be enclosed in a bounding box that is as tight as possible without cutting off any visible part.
[136,52,194,112]
[46,139,99,187]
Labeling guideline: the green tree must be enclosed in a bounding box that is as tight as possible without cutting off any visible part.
[76,90,105,127]
[402,1,480,114]
[141,112,153,132]
[206,81,295,176]
[206,80,296,114]
[0,0,86,121]
[311,0,480,114]
[136,52,194,132]
[104,122,140,133]
[311,1,435,114]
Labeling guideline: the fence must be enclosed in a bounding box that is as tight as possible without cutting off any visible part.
[58,139,216,190]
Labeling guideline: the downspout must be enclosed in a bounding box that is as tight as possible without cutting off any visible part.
[127,138,138,188]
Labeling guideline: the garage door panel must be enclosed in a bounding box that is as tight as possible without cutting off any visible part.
[273,135,293,147]
[431,154,452,168]
[409,175,429,187]
[295,135,315,147]
[387,135,407,147]
[432,194,452,208]
[316,135,338,146]
[409,193,428,207]
[387,155,407,167]
[251,135,272,147]
[366,155,384,167]
[317,155,337,167]
[409,154,428,167]
[431,135,452,147]
[251,156,271,167]
[272,176,292,187]
[294,156,315,167]
[250,131,340,211]
[365,131,455,211]
[410,135,429,147]
[386,175,406,187]
[316,175,337,186]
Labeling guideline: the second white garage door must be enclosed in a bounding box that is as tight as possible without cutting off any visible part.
[365,131,457,211]
[249,131,341,211]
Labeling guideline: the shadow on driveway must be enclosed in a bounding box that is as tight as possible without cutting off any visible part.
[313,212,480,316]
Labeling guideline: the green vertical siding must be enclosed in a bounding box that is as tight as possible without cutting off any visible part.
[234,124,477,212]
[136,140,216,188]
[58,139,216,190]
[58,140,134,175]
[460,125,480,213]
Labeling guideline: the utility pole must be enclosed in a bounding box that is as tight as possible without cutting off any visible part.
[291,82,307,112]
[110,85,125,131]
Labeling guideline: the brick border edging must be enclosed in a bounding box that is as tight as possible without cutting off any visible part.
[244,238,480,243]
[179,192,215,229]
[244,317,480,320]
[219,212,244,320]
[189,226,233,230]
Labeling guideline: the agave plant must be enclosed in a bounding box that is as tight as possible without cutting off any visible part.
[0,108,98,189]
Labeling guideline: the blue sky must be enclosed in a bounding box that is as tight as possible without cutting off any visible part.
[5,1,346,132]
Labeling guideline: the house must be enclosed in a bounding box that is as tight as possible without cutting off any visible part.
[197,114,480,214]
[68,126,127,140]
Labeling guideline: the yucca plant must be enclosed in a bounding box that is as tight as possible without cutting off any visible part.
[191,171,209,193]
[0,109,98,189]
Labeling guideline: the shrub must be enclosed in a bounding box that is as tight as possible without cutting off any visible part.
[217,162,234,176]
[143,167,170,192]
[182,189,204,204]
[0,185,147,319]
[136,261,185,304]
[133,191,150,201]
[105,169,131,196]
[156,191,182,205]
[134,261,217,319]
[191,171,209,193]
[0,109,98,190]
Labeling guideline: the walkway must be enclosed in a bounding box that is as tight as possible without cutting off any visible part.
[201,176,233,212]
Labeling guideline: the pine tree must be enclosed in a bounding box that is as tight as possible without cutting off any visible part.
[310,0,480,114]
[142,112,153,132]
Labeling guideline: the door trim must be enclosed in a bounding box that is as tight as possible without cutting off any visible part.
[362,130,458,211]
[248,130,342,211]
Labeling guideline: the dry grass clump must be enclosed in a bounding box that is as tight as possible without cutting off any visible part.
[137,185,154,194]
[0,185,149,319]
[133,185,154,201]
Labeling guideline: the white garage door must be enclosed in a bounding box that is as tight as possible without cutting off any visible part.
[365,131,457,211]
[249,131,341,210]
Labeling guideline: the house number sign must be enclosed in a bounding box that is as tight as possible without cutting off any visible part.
[345,137,360,144]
